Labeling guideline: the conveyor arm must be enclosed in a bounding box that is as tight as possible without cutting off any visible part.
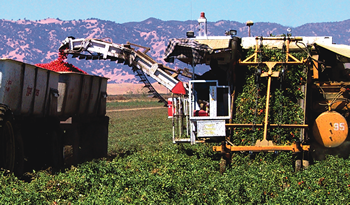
[59,37,187,93]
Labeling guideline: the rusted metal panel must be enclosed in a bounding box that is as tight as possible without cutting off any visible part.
[21,63,35,114]
[57,73,82,116]
[78,75,92,114]
[57,73,108,117]
[32,68,50,115]
[0,59,23,115]
[0,59,59,116]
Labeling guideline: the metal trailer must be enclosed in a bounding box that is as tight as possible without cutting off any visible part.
[0,58,108,174]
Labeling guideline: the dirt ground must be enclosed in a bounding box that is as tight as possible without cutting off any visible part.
[106,106,165,112]
[107,83,169,95]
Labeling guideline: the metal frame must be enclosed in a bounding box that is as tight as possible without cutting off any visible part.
[213,36,310,153]
[189,80,231,120]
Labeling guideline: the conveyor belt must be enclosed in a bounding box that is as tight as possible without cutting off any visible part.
[59,37,188,105]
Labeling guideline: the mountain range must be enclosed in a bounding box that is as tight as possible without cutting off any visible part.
[1,17,350,84]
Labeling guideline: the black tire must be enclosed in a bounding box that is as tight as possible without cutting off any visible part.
[0,105,16,172]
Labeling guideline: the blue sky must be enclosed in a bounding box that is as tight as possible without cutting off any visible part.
[2,0,349,27]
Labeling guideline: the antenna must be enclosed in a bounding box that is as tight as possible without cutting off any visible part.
[190,1,193,30]
[186,0,195,37]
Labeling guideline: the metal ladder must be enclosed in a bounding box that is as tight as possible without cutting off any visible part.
[133,67,167,106]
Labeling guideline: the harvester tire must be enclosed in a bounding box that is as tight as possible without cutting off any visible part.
[295,159,302,172]
[302,160,310,169]
[219,156,226,174]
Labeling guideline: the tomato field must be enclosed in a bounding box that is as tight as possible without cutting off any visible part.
[0,100,350,204]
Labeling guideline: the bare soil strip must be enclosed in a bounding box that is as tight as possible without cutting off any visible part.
[107,106,166,112]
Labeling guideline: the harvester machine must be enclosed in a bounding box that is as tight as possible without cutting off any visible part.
[163,16,350,171]
[59,13,350,171]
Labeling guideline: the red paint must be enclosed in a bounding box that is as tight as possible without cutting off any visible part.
[35,52,87,74]
[167,99,173,117]
[193,110,208,116]
[171,81,186,95]
[26,86,32,96]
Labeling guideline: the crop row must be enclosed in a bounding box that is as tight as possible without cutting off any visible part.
[0,102,349,203]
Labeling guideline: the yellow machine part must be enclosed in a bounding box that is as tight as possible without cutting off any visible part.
[312,111,348,148]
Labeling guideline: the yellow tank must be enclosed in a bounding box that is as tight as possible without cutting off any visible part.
[313,111,348,148]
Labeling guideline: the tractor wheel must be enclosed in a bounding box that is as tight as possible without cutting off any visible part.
[295,159,302,172]
[302,160,310,169]
[219,156,227,174]
[0,105,16,172]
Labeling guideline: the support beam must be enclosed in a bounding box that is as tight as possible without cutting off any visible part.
[213,143,310,153]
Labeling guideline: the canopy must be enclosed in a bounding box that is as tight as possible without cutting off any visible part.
[315,43,350,63]
[164,38,213,65]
